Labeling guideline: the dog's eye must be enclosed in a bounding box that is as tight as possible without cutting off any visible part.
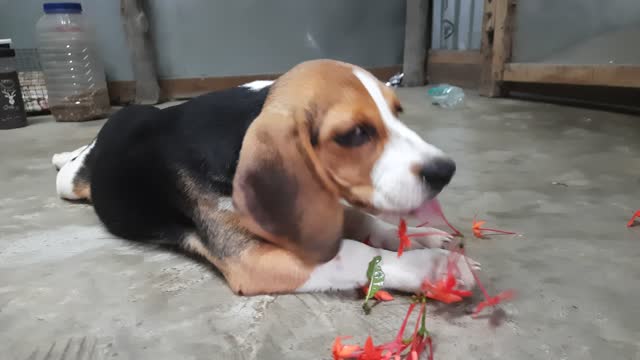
[334,125,376,147]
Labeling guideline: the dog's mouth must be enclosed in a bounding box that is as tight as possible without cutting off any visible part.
[385,199,435,217]
[360,198,437,218]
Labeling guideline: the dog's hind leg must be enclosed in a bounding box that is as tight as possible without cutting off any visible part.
[177,187,477,295]
[52,144,90,170]
[55,140,96,201]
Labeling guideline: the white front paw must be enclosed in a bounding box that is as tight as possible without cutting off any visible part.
[407,227,453,249]
[382,248,481,293]
[370,224,452,250]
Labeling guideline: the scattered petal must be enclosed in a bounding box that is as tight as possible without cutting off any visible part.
[332,336,361,359]
[627,210,640,228]
[374,290,395,302]
[360,286,394,302]
[472,217,516,238]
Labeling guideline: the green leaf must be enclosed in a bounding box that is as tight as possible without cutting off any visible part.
[362,256,385,314]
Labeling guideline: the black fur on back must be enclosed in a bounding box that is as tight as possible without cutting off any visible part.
[89,85,270,244]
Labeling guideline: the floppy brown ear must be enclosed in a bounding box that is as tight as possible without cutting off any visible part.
[232,110,343,264]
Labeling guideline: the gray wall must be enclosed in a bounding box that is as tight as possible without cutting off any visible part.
[0,0,406,81]
[513,0,640,64]
[148,0,406,78]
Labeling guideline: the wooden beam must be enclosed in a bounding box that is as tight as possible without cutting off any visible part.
[121,0,160,104]
[424,50,482,89]
[106,66,403,103]
[402,0,430,86]
[479,0,516,97]
[479,0,496,95]
[428,50,481,65]
[503,64,640,88]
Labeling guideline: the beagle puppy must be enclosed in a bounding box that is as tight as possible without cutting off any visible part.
[52,59,479,296]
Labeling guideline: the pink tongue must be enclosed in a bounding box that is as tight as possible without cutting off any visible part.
[412,199,463,236]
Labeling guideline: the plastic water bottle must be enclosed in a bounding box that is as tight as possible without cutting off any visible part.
[427,84,465,109]
[36,2,110,122]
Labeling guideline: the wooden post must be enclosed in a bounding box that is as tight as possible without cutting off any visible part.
[121,0,160,104]
[403,0,431,87]
[479,0,516,97]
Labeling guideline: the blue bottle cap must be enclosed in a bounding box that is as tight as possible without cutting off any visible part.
[43,3,83,14]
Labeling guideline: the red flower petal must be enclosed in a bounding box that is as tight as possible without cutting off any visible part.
[422,279,464,304]
[333,336,360,359]
[628,210,640,228]
[450,289,473,297]
[374,290,395,302]
[360,336,384,359]
[397,219,411,257]
[472,218,487,238]
[361,286,394,302]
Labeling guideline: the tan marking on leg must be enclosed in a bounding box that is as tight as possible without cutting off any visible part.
[184,234,313,295]
[72,181,92,201]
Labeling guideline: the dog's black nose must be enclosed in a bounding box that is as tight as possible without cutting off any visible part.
[420,157,456,193]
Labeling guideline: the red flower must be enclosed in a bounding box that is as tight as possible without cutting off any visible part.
[472,217,516,239]
[360,336,385,360]
[421,250,472,303]
[422,276,472,304]
[627,210,640,227]
[332,301,434,360]
[397,219,412,257]
[472,289,516,317]
[333,337,361,359]
[361,286,394,302]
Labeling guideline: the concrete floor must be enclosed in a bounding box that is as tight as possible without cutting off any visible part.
[1,89,639,360]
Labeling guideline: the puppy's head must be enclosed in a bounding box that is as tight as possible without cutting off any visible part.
[233,60,455,261]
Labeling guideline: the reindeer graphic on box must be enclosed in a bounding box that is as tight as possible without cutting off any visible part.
[1,80,17,107]
[0,76,27,129]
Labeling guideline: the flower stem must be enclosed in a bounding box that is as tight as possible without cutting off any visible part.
[396,303,417,342]
[461,249,490,300]
[407,232,450,238]
[478,227,516,235]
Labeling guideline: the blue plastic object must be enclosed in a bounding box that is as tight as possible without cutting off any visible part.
[43,3,82,14]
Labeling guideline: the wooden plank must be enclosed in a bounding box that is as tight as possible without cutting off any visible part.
[428,50,481,65]
[491,0,515,81]
[121,0,160,104]
[106,65,403,103]
[427,63,482,89]
[159,74,280,100]
[503,64,640,88]
[479,0,516,97]
[479,0,496,95]
[508,82,640,113]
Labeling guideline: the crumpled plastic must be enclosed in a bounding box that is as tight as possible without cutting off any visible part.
[385,72,404,87]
